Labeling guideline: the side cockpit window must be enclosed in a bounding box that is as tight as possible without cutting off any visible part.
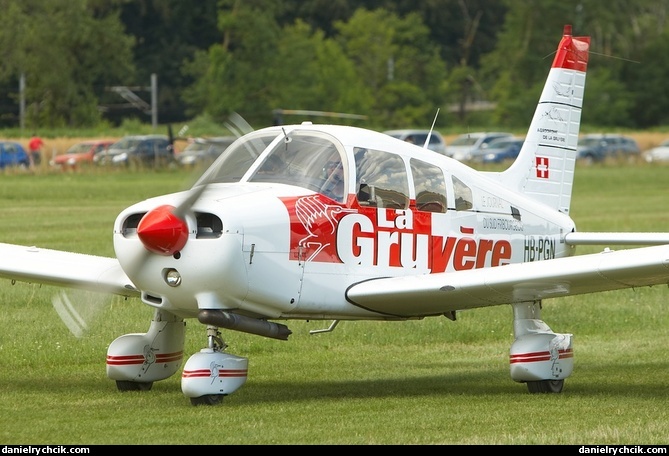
[354,147,409,209]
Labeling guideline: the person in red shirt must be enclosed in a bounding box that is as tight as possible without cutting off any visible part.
[28,133,44,167]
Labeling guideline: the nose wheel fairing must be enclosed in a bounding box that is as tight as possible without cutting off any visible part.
[181,348,248,405]
[181,326,248,405]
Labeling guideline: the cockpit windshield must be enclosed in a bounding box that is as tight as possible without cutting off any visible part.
[193,128,348,202]
[248,130,347,202]
[195,130,279,185]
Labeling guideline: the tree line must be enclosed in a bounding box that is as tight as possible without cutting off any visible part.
[1,0,668,131]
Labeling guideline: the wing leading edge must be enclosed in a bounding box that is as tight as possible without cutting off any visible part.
[0,243,139,297]
[346,244,669,318]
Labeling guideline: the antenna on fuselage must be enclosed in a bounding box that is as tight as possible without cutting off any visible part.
[281,127,292,149]
[423,108,440,150]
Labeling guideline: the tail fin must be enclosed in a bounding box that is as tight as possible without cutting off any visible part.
[494,25,590,215]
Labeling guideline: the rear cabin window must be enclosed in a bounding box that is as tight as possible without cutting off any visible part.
[452,175,473,211]
[410,158,447,213]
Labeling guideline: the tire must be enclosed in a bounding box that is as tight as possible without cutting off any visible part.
[116,380,153,392]
[526,379,564,393]
[190,394,224,406]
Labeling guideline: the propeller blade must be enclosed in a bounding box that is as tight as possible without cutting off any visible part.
[52,290,109,338]
[224,111,254,139]
[172,183,208,219]
[128,112,251,267]
[168,124,174,145]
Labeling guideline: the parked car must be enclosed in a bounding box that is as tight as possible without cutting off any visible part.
[50,139,114,170]
[470,136,524,164]
[0,141,30,169]
[382,129,448,155]
[176,136,236,167]
[576,134,640,163]
[643,139,669,163]
[447,132,513,161]
[94,134,174,167]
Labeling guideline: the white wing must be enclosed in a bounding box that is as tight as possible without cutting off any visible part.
[346,244,669,317]
[0,243,138,297]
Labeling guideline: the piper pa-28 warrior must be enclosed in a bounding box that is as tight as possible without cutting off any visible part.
[2,25,669,406]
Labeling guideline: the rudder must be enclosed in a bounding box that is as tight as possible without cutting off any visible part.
[494,25,590,215]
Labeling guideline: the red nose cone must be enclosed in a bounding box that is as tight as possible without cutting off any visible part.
[137,205,189,255]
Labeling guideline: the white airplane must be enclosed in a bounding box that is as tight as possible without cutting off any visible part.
[2,25,669,406]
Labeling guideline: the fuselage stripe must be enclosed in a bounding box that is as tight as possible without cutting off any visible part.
[182,368,248,379]
[509,348,573,364]
[106,351,183,366]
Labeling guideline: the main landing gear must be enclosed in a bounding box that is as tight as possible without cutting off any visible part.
[106,309,248,405]
[509,301,573,393]
[106,308,185,392]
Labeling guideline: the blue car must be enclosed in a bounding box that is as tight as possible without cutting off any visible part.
[576,134,640,163]
[471,136,524,164]
[0,141,30,169]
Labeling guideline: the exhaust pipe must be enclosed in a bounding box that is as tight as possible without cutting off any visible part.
[198,309,292,340]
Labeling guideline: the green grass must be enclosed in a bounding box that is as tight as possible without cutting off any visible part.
[1,163,669,444]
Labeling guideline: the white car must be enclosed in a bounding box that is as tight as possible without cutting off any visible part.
[644,139,669,163]
[176,136,236,167]
[382,129,447,155]
[448,132,513,161]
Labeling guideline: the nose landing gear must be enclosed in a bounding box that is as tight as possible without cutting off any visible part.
[181,326,249,406]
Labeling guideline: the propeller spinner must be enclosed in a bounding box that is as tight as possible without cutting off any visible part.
[137,205,189,255]
[136,183,208,256]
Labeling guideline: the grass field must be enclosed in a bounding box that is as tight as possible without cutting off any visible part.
[1,163,669,445]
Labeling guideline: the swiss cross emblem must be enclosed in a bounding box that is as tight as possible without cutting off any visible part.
[536,157,549,178]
